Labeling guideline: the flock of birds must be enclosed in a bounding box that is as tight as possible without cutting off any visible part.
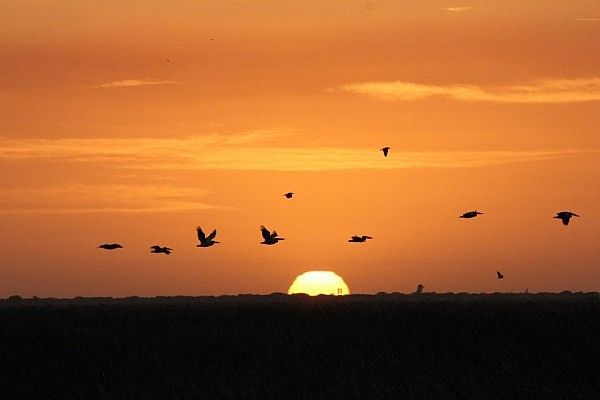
[97,147,582,281]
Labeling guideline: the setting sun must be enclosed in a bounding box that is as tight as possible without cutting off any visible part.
[288,271,350,296]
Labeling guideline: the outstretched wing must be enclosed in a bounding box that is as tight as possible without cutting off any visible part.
[197,226,206,242]
[206,229,217,241]
[271,231,279,238]
[150,245,160,250]
[261,226,271,240]
[497,271,503,279]
[363,236,373,240]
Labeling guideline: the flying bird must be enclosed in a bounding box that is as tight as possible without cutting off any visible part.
[98,243,123,250]
[554,211,580,226]
[284,192,294,199]
[196,227,220,247]
[348,235,373,243]
[150,245,172,255]
[260,225,285,245]
[459,211,483,219]
[497,271,504,279]
[380,147,390,157]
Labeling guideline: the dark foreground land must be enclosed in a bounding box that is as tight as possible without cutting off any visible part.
[1,293,600,399]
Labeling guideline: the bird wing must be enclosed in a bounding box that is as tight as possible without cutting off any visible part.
[150,245,160,250]
[206,229,217,241]
[363,236,373,239]
[497,271,503,278]
[261,226,271,240]
[197,226,206,241]
[351,236,361,241]
[271,231,279,238]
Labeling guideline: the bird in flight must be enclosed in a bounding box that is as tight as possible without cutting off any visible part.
[554,211,580,226]
[98,243,123,250]
[150,245,172,255]
[196,227,220,247]
[380,147,390,157]
[260,226,285,245]
[284,192,294,199]
[459,211,483,219]
[348,235,373,243]
[497,271,504,279]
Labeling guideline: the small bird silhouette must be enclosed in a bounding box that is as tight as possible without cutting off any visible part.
[196,227,220,247]
[380,147,390,157]
[260,226,285,245]
[459,211,483,219]
[284,192,294,199]
[98,243,123,250]
[554,211,580,226]
[348,235,373,243]
[150,245,172,255]
[497,271,504,279]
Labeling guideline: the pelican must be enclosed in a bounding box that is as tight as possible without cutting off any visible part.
[459,211,483,219]
[196,227,219,247]
[554,211,579,226]
[260,226,285,245]
[348,235,373,243]
[98,243,123,250]
[150,245,172,255]
[284,192,294,199]
[380,147,390,157]
[497,271,504,279]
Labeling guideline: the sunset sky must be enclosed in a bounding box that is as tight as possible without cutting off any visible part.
[1,0,599,297]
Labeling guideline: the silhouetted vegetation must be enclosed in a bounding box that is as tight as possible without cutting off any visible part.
[1,293,600,399]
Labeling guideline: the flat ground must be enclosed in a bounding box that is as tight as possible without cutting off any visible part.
[1,293,599,399]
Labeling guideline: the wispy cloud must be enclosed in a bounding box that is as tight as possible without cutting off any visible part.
[0,136,593,172]
[446,6,472,12]
[0,185,221,214]
[99,79,179,88]
[574,17,600,22]
[341,78,600,103]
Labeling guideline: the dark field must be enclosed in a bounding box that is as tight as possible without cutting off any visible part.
[2,293,600,399]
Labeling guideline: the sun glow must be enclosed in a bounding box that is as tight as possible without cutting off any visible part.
[288,271,350,296]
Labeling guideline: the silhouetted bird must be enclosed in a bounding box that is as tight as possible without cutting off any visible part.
[497,271,504,279]
[381,147,390,157]
[150,245,172,255]
[554,211,580,226]
[196,227,219,247]
[348,235,373,243]
[98,243,123,250]
[260,226,285,245]
[284,192,294,199]
[459,210,483,219]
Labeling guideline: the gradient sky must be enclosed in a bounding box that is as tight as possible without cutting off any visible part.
[1,0,600,297]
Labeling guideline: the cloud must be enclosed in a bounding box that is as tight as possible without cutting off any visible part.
[574,17,600,22]
[0,135,593,172]
[341,78,600,103]
[98,79,179,88]
[446,6,472,12]
[0,185,221,214]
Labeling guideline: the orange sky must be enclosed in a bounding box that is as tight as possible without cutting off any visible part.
[1,0,599,297]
